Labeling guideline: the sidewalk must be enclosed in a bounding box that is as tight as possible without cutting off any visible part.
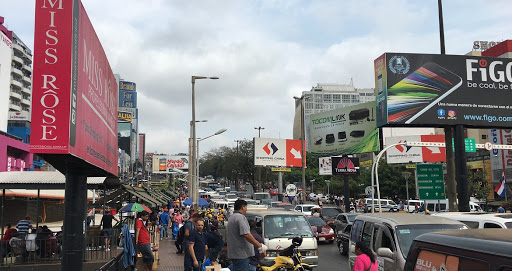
[156,237,184,271]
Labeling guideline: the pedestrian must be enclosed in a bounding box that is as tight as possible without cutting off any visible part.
[227,199,267,271]
[100,207,119,251]
[188,219,208,271]
[16,216,32,237]
[498,205,506,213]
[248,220,264,271]
[159,208,170,240]
[184,213,202,271]
[135,211,154,271]
[204,231,223,264]
[353,241,377,271]
[3,224,17,255]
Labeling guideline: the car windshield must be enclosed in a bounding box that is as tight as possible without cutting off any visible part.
[303,206,317,212]
[307,217,326,226]
[254,194,271,200]
[264,215,314,239]
[347,214,358,222]
[281,205,293,211]
[322,208,341,216]
[396,224,465,258]
[245,200,258,205]
[226,194,237,199]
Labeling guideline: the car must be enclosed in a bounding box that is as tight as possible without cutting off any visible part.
[336,223,352,255]
[253,192,272,205]
[433,212,512,228]
[307,216,335,243]
[348,213,467,271]
[246,209,319,268]
[269,188,278,196]
[294,204,321,216]
[363,198,399,212]
[276,202,293,211]
[319,207,343,228]
[404,229,512,271]
[333,213,359,235]
[268,201,282,208]
[224,193,238,202]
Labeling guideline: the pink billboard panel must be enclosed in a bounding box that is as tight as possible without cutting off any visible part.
[31,0,118,175]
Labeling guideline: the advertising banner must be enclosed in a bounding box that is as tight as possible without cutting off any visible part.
[152,155,189,173]
[31,0,118,175]
[489,129,512,183]
[119,90,137,108]
[319,157,332,175]
[375,53,512,128]
[118,111,132,122]
[331,156,360,175]
[8,111,31,121]
[254,137,304,167]
[310,101,380,157]
[386,135,446,164]
[119,81,136,91]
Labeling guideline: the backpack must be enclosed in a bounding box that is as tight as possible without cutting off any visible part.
[176,221,190,244]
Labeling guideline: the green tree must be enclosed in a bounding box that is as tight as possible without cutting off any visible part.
[468,167,492,203]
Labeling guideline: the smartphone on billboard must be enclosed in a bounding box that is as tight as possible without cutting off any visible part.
[159,158,166,171]
[387,62,462,124]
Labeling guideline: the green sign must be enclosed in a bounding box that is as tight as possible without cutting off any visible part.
[417,164,445,200]
[451,138,476,153]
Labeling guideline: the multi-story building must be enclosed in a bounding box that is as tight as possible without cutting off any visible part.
[293,82,375,151]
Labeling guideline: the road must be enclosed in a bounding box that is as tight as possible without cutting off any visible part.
[316,241,349,271]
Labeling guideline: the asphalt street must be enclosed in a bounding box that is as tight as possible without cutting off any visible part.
[316,241,350,271]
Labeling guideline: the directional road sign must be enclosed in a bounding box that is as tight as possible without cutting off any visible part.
[451,138,476,153]
[417,164,445,200]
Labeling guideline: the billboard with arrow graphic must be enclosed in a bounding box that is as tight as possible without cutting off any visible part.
[385,135,446,164]
[254,137,305,167]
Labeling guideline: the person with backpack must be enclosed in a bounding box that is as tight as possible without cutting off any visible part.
[180,213,201,271]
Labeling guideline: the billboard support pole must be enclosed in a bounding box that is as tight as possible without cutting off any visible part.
[62,173,87,271]
[454,125,470,212]
[344,175,350,213]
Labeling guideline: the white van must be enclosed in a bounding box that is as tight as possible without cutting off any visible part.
[420,200,483,213]
[363,198,399,212]
[433,212,512,229]
[246,210,318,268]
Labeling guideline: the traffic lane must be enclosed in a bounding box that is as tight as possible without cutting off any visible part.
[316,242,349,271]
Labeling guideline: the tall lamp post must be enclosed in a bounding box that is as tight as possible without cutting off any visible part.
[310,179,315,195]
[254,126,265,137]
[293,95,308,204]
[325,180,331,196]
[191,76,219,212]
[196,128,227,208]
[402,171,412,212]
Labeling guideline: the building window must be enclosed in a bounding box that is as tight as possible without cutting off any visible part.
[333,94,341,103]
[482,135,487,140]
[315,103,323,109]
[323,94,332,103]
[351,95,359,102]
[314,94,322,103]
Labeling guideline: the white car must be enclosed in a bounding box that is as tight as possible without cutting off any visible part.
[294,204,321,216]
[224,193,238,202]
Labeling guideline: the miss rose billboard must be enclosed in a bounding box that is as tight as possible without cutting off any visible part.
[375,53,512,128]
[31,0,118,176]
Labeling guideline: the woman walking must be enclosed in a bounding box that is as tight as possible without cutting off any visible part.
[353,241,377,271]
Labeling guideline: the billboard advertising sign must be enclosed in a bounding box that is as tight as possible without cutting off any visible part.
[152,155,189,173]
[319,157,332,175]
[310,101,380,157]
[375,53,512,128]
[119,90,137,108]
[8,111,31,121]
[31,0,118,175]
[489,129,512,183]
[331,156,360,175]
[254,138,304,167]
[119,81,136,91]
[118,111,132,122]
[386,135,446,164]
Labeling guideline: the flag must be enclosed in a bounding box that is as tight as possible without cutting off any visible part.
[495,172,506,197]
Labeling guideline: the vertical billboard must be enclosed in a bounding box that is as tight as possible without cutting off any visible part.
[152,155,189,173]
[385,135,446,164]
[489,129,512,183]
[309,101,380,157]
[319,157,332,175]
[0,28,12,132]
[31,0,118,175]
[375,53,512,128]
[254,137,304,167]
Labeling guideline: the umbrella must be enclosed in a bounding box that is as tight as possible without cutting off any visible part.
[182,198,210,207]
[119,203,152,213]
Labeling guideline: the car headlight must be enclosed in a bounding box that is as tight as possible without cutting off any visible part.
[300,250,317,256]
[329,228,334,234]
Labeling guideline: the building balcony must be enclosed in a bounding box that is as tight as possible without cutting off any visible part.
[11,66,23,77]
[12,42,24,53]
[21,86,31,95]
[22,75,31,84]
[12,55,23,65]
[21,97,31,106]
[22,64,32,73]
[11,78,23,89]
[9,102,21,111]
[9,91,22,101]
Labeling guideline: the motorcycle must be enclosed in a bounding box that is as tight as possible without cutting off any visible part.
[258,236,311,271]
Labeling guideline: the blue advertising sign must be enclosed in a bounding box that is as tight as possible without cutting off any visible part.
[119,90,137,108]
[119,81,136,91]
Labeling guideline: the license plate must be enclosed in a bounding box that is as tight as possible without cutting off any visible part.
[319,237,325,241]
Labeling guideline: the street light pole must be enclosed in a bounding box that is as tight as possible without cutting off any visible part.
[254,126,265,138]
[191,76,218,212]
[197,129,227,200]
[311,179,315,195]
[325,180,330,196]
[293,95,308,204]
[402,171,412,212]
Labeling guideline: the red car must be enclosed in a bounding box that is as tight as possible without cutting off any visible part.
[307,216,335,243]
[269,188,278,196]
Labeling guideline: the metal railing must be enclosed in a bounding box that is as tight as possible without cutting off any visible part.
[97,252,125,271]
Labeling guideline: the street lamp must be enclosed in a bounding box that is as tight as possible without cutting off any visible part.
[188,120,207,207]
[310,179,315,195]
[197,128,227,201]
[191,76,219,212]
[325,180,331,196]
[293,95,308,204]
[402,171,412,212]
[254,126,265,137]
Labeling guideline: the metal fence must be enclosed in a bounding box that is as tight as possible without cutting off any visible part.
[97,252,125,271]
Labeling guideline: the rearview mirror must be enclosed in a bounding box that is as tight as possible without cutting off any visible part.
[377,247,394,258]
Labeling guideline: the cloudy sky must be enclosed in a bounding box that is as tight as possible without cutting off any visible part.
[3,0,511,156]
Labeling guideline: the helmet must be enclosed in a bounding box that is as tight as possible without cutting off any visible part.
[292,236,303,246]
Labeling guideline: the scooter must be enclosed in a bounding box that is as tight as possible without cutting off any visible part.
[258,236,311,271]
